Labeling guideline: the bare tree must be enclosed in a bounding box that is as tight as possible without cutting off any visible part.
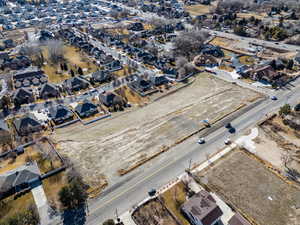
[46,40,64,64]
[147,16,176,28]
[173,30,210,60]
[175,56,188,69]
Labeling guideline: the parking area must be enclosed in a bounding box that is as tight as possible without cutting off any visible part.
[53,73,261,188]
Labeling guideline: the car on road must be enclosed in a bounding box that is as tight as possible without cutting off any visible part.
[224,138,231,145]
[271,96,278,100]
[198,138,205,144]
[225,123,231,129]
[148,189,156,197]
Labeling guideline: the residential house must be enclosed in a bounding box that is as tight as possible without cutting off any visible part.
[39,83,60,99]
[201,45,224,58]
[13,67,47,88]
[75,100,98,118]
[129,77,153,93]
[49,104,74,125]
[13,88,34,105]
[0,162,40,199]
[13,113,43,136]
[99,92,124,108]
[0,119,11,145]
[105,60,123,72]
[228,213,251,225]
[150,75,169,86]
[63,76,90,92]
[181,190,223,225]
[195,55,219,68]
[91,70,112,83]
[245,65,281,83]
[128,22,144,31]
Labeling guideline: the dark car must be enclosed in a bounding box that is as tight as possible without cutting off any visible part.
[148,189,156,197]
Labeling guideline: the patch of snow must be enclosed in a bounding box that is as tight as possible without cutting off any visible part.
[229,70,241,79]
[235,128,258,153]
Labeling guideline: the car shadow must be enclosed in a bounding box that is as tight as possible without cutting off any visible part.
[62,204,87,225]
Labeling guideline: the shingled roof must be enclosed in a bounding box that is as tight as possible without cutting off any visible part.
[0,161,40,194]
[181,190,223,225]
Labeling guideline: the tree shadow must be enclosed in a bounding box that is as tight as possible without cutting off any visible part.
[62,204,87,225]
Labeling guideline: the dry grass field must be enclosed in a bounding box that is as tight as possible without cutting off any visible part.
[196,150,300,225]
[53,73,261,189]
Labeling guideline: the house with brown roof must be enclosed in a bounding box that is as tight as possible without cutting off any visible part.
[245,65,281,83]
[181,190,223,225]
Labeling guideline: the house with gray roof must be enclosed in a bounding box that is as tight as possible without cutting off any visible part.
[13,88,34,106]
[49,104,74,125]
[63,76,90,92]
[0,161,40,199]
[0,119,11,145]
[99,92,124,108]
[39,83,60,99]
[13,114,43,136]
[91,70,112,83]
[75,100,98,118]
[181,190,223,225]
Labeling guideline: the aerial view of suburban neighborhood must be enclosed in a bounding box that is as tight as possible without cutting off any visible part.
[1,0,300,224]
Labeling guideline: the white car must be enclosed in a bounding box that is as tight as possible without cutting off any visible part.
[224,138,231,145]
[198,138,205,144]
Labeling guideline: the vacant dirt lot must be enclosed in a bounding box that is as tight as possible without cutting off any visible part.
[54,73,260,188]
[132,199,178,225]
[196,150,300,225]
[255,115,300,182]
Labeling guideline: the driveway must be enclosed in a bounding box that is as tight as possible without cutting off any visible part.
[32,185,51,225]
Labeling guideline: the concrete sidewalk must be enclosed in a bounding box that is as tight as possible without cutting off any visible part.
[32,185,51,225]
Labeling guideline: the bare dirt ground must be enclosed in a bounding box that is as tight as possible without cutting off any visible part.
[53,73,261,188]
[255,115,300,182]
[132,199,178,225]
[196,150,300,225]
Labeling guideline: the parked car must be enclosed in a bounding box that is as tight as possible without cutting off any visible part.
[271,96,278,100]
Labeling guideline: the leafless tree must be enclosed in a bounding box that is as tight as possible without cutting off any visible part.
[175,56,188,69]
[147,16,176,28]
[46,40,64,64]
[173,29,210,60]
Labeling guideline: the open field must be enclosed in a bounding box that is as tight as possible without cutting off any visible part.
[53,73,261,188]
[185,4,211,16]
[196,150,300,225]
[132,199,178,225]
[41,45,99,84]
[210,37,239,49]
[237,12,266,20]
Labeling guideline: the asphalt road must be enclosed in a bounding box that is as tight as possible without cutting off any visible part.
[80,78,300,225]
